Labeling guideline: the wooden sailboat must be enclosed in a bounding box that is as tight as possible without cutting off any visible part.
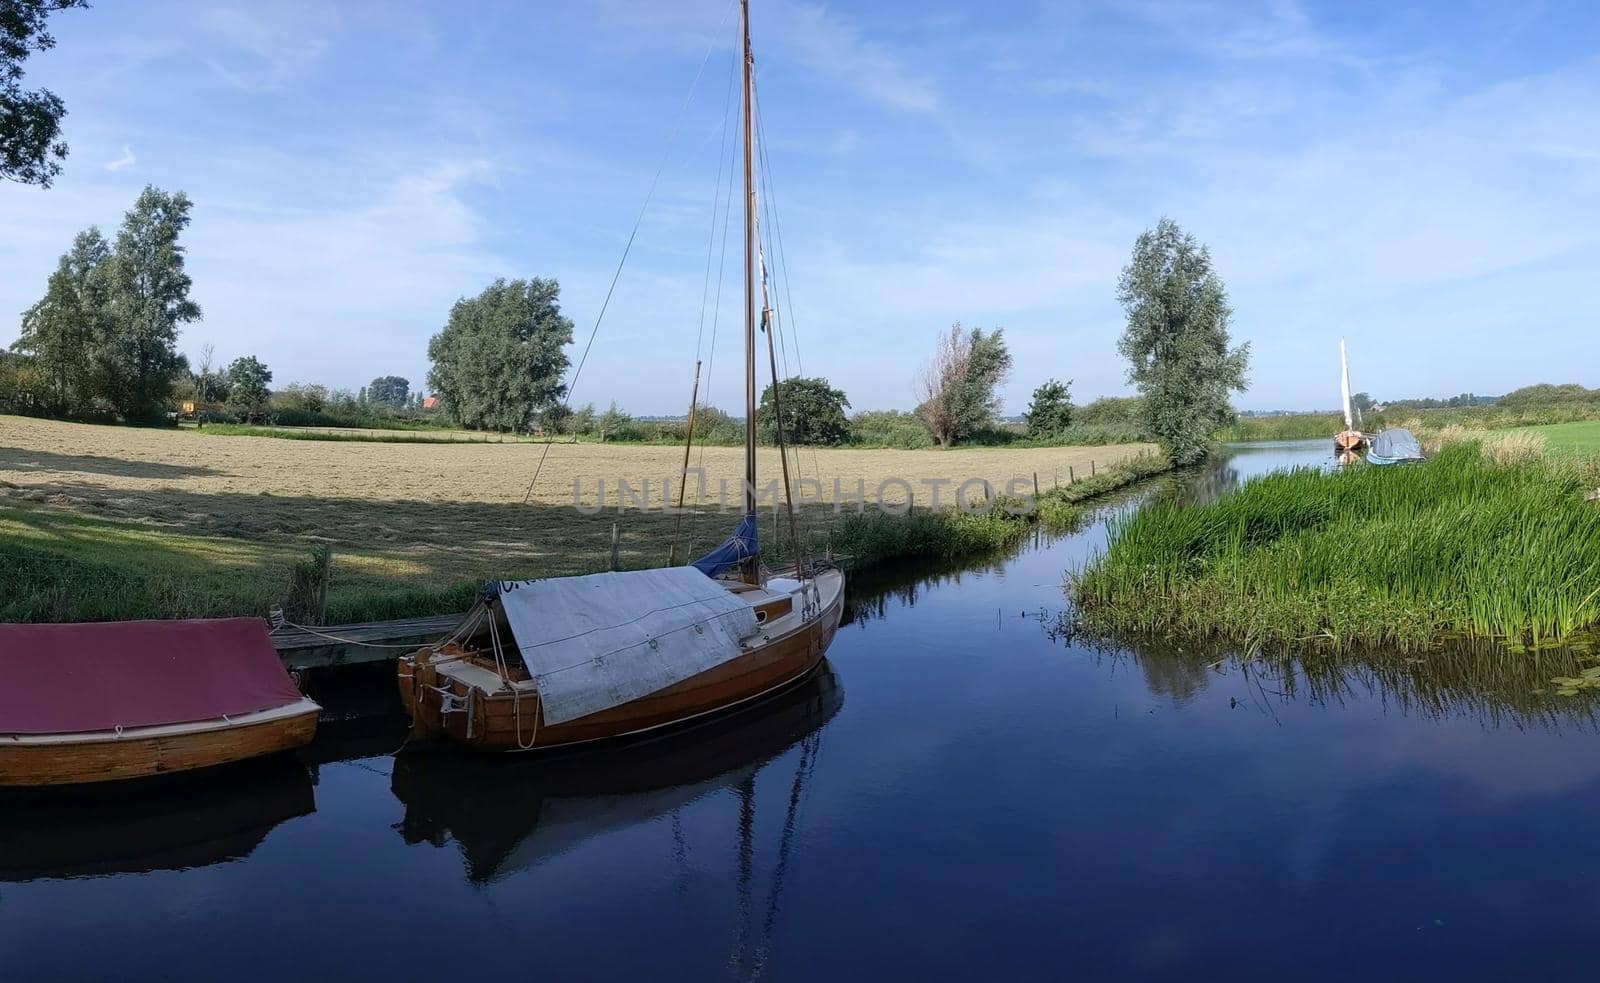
[393,663,842,881]
[0,618,320,787]
[398,0,845,753]
[1333,338,1368,454]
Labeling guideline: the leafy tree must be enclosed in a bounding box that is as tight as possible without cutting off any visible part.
[275,382,327,414]
[1024,378,1074,439]
[848,409,932,449]
[225,355,271,421]
[1350,391,1376,414]
[427,277,573,431]
[915,323,1012,447]
[367,375,409,408]
[1076,395,1142,426]
[1498,383,1598,407]
[185,342,228,404]
[1117,218,1249,465]
[688,404,742,444]
[758,376,850,446]
[563,401,596,435]
[539,401,574,434]
[96,186,201,421]
[1,0,88,187]
[596,401,633,440]
[13,226,110,415]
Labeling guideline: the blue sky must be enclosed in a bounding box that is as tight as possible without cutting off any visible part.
[3,0,1598,413]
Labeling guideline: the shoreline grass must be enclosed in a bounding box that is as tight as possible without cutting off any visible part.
[1073,443,1600,650]
[0,440,1172,624]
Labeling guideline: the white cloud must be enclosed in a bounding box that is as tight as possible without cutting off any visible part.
[772,2,940,113]
[103,146,136,172]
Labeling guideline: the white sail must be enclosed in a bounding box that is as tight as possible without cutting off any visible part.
[1340,338,1354,430]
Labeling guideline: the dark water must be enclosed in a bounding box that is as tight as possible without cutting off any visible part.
[7,440,1600,981]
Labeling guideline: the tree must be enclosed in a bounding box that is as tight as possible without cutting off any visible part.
[367,375,409,408]
[190,342,228,403]
[758,376,851,446]
[1350,391,1376,414]
[915,323,1012,447]
[275,382,327,414]
[1,0,88,187]
[1024,378,1074,439]
[597,401,632,440]
[96,186,201,421]
[13,226,110,415]
[225,355,271,421]
[1117,218,1249,465]
[427,277,573,431]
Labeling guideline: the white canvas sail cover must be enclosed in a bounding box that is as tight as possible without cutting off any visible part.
[495,567,759,725]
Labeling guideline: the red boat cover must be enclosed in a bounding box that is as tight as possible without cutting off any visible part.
[0,618,305,736]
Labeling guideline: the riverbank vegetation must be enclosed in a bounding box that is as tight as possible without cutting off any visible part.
[0,415,1165,623]
[1073,442,1600,649]
[1223,385,1600,443]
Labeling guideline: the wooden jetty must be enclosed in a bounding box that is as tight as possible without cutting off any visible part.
[270,613,459,670]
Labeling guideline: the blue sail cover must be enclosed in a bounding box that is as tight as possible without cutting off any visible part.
[692,512,759,577]
[1368,428,1424,465]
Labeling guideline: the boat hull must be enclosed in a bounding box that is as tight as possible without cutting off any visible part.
[399,571,845,753]
[0,698,321,788]
[1333,430,1367,452]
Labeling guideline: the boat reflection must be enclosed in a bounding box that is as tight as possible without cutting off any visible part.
[391,662,844,883]
[0,755,314,881]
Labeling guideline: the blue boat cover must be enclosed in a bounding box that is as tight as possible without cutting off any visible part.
[1369,428,1423,464]
[692,512,759,577]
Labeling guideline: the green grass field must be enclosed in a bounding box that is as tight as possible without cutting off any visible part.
[1513,420,1600,454]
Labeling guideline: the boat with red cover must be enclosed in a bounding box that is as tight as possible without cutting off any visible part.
[0,618,319,787]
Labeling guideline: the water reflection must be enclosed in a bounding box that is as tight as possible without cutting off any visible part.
[1056,628,1600,731]
[391,663,843,884]
[0,757,314,882]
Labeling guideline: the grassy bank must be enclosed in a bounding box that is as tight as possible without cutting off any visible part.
[0,411,1170,623]
[1073,443,1600,649]
[793,450,1173,570]
[1219,414,1345,442]
[1223,402,1600,443]
[1512,420,1600,455]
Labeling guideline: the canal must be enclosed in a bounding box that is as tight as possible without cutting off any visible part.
[5,440,1599,980]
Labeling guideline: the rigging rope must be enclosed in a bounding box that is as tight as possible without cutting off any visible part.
[522,0,737,506]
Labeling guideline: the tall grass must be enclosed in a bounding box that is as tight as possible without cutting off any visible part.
[1073,443,1600,648]
[767,451,1173,570]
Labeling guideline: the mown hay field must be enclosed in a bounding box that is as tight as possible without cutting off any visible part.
[0,415,1153,623]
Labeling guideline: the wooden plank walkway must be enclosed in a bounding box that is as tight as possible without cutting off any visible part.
[270,613,461,670]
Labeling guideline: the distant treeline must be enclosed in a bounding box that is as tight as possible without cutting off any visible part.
[1222,385,1600,442]
[548,393,1151,449]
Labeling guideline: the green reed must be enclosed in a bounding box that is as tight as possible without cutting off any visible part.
[1073,443,1600,648]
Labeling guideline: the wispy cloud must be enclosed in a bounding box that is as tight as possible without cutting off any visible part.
[103,146,136,172]
[773,2,940,113]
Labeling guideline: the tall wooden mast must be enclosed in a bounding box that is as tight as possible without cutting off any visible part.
[739,0,759,583]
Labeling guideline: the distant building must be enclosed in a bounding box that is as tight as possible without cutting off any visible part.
[422,396,439,411]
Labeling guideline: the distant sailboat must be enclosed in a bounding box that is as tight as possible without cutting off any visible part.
[1333,338,1368,454]
[399,0,844,752]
